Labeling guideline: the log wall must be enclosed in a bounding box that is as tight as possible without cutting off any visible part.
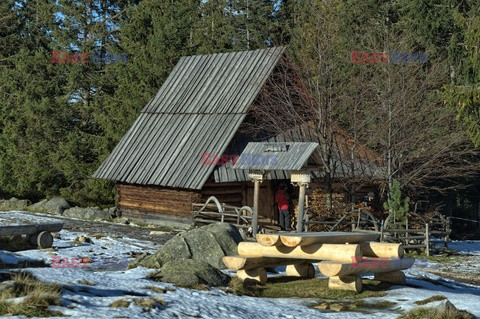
[117,183,200,217]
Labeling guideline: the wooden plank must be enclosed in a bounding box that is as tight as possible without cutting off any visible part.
[238,242,360,262]
[318,257,414,277]
[280,232,380,247]
[0,223,63,236]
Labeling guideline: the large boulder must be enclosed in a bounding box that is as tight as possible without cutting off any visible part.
[0,198,31,210]
[63,206,114,220]
[45,198,70,215]
[29,198,70,215]
[149,258,230,287]
[131,223,242,269]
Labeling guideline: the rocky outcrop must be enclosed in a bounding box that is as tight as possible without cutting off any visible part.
[0,198,31,210]
[63,206,115,220]
[130,223,242,270]
[148,259,230,287]
[29,198,70,215]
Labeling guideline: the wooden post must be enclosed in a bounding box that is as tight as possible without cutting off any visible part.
[252,179,261,237]
[304,195,309,232]
[425,223,430,256]
[380,221,384,242]
[444,217,450,248]
[405,215,409,245]
[296,183,307,233]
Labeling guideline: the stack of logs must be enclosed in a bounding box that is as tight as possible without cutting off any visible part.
[306,187,350,231]
[222,233,413,293]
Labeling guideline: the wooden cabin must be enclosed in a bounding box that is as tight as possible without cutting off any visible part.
[93,47,383,228]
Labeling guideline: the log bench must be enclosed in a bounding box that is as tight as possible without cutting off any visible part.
[0,212,63,249]
[223,232,414,293]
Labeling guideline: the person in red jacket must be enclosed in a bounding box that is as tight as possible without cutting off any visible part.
[275,184,291,231]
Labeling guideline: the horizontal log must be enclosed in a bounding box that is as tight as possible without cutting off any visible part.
[286,263,315,278]
[280,232,379,247]
[256,234,282,246]
[0,223,63,236]
[222,256,305,270]
[237,242,360,262]
[328,275,362,293]
[361,242,404,258]
[374,270,406,285]
[237,268,267,285]
[318,257,414,277]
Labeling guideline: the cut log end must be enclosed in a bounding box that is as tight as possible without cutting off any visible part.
[328,275,363,293]
[237,268,267,285]
[29,231,53,249]
[285,263,315,278]
[256,234,281,246]
[280,236,302,247]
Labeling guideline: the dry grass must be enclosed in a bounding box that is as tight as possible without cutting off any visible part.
[145,286,176,294]
[133,297,167,308]
[398,307,474,319]
[415,295,447,305]
[0,272,62,317]
[78,280,95,286]
[229,277,388,299]
[314,300,397,312]
[110,298,130,308]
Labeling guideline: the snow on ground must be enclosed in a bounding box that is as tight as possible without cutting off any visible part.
[1,213,479,319]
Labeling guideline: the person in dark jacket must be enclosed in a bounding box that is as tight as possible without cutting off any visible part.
[275,184,291,231]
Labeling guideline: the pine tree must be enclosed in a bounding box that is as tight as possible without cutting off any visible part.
[383,179,410,227]
[0,0,70,200]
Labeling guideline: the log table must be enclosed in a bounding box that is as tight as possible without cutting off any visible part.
[0,212,63,249]
[223,231,414,293]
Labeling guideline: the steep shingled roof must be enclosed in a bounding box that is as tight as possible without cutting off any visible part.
[93,47,286,189]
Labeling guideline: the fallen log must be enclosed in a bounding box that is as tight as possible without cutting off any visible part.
[318,257,414,277]
[238,242,360,262]
[280,232,379,247]
[0,223,63,236]
[361,242,404,258]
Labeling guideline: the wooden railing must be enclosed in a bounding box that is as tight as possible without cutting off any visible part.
[192,196,254,228]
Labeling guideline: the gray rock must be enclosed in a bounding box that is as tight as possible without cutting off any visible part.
[0,197,31,210]
[130,235,191,269]
[150,258,230,287]
[184,228,226,269]
[202,223,243,257]
[131,223,242,270]
[45,198,70,215]
[28,199,48,212]
[28,197,70,215]
[436,299,457,312]
[63,206,113,220]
